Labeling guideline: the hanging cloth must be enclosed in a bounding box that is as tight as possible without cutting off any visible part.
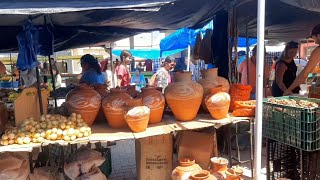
[36,25,54,56]
[199,29,213,64]
[16,20,39,71]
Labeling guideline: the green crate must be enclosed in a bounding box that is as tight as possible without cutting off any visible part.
[262,96,320,151]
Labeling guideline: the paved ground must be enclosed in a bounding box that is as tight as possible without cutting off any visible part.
[107,139,267,180]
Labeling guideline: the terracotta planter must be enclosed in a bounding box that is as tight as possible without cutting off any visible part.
[124,99,150,132]
[141,86,165,124]
[66,85,102,126]
[102,88,131,128]
[210,157,228,174]
[198,69,219,111]
[216,76,230,93]
[165,71,203,121]
[206,92,230,120]
[172,158,202,180]
[225,169,241,180]
[189,170,216,180]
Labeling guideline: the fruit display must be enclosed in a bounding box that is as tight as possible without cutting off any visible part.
[0,75,16,82]
[0,113,92,146]
[8,92,20,102]
[267,98,318,108]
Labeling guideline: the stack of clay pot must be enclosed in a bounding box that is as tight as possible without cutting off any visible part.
[172,158,202,180]
[66,84,102,126]
[165,71,203,121]
[210,157,242,180]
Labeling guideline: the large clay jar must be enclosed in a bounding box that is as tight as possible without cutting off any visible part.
[141,86,165,124]
[189,170,216,180]
[206,92,230,120]
[124,98,150,132]
[172,158,202,180]
[125,85,138,98]
[198,69,219,111]
[66,85,101,126]
[216,76,230,93]
[225,169,241,180]
[102,88,131,128]
[165,71,203,121]
[210,157,228,174]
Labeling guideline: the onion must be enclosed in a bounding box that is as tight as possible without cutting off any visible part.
[37,137,44,143]
[79,127,86,133]
[8,133,15,140]
[23,137,31,144]
[77,133,83,138]
[2,134,8,140]
[83,132,89,137]
[70,135,76,141]
[8,139,14,145]
[50,134,58,140]
[64,136,70,141]
[17,138,24,145]
[3,140,9,146]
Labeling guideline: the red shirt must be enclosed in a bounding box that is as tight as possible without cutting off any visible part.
[116,64,130,86]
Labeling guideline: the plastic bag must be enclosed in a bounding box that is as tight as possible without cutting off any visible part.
[76,166,107,180]
[229,83,252,111]
[0,152,30,180]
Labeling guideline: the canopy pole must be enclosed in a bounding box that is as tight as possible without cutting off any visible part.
[48,55,57,109]
[187,44,191,71]
[35,67,44,115]
[254,0,265,179]
[110,45,115,88]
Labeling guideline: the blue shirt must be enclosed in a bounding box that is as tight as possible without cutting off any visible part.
[80,68,106,85]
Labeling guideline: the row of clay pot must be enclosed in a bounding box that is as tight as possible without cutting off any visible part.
[66,85,165,129]
[172,157,243,180]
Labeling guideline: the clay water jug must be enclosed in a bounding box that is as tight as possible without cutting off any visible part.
[141,86,165,124]
[172,158,202,180]
[206,92,230,120]
[198,69,219,111]
[189,170,216,180]
[124,98,150,132]
[66,84,101,126]
[210,157,228,174]
[216,76,230,93]
[165,71,203,121]
[102,88,131,128]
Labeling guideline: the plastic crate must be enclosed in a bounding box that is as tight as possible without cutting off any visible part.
[267,139,320,180]
[0,81,18,88]
[263,96,320,151]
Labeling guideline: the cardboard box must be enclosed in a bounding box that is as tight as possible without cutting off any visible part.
[135,133,173,180]
[178,131,216,169]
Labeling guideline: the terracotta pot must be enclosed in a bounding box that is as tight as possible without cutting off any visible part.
[216,76,230,93]
[93,84,109,122]
[172,158,202,180]
[141,86,165,124]
[189,170,217,180]
[66,85,102,126]
[210,157,228,174]
[125,85,138,98]
[225,169,241,180]
[210,172,224,180]
[233,167,243,176]
[165,71,203,121]
[124,99,150,132]
[198,69,219,111]
[102,88,131,128]
[93,84,108,97]
[206,92,230,120]
[202,86,223,112]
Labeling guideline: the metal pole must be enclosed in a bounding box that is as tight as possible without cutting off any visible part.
[246,22,250,84]
[110,45,115,88]
[187,45,191,71]
[35,67,44,115]
[48,56,57,109]
[254,0,265,179]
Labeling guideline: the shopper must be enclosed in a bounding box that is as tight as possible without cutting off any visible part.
[79,54,105,85]
[131,69,146,91]
[116,50,132,87]
[154,56,175,91]
[272,41,300,97]
[238,45,270,99]
[284,24,320,95]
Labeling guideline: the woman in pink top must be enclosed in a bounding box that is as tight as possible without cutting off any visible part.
[116,50,132,87]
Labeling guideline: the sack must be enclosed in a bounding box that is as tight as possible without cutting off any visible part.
[29,166,63,180]
[229,83,252,111]
[148,73,157,86]
[0,152,30,180]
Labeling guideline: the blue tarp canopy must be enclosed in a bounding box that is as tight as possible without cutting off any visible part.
[112,48,182,59]
[160,21,257,56]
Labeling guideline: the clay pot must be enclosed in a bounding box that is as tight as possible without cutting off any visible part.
[141,86,165,124]
[225,169,241,180]
[172,158,202,180]
[189,170,217,180]
[210,157,228,174]
[216,76,230,93]
[66,85,102,126]
[124,98,150,132]
[125,85,138,98]
[198,69,219,111]
[102,88,131,128]
[93,84,108,97]
[165,71,203,121]
[206,92,230,120]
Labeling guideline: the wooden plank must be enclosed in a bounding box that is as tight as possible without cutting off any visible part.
[14,87,48,126]
[133,122,172,139]
[0,143,41,153]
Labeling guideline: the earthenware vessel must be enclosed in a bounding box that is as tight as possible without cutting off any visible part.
[141,86,165,124]
[172,158,202,180]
